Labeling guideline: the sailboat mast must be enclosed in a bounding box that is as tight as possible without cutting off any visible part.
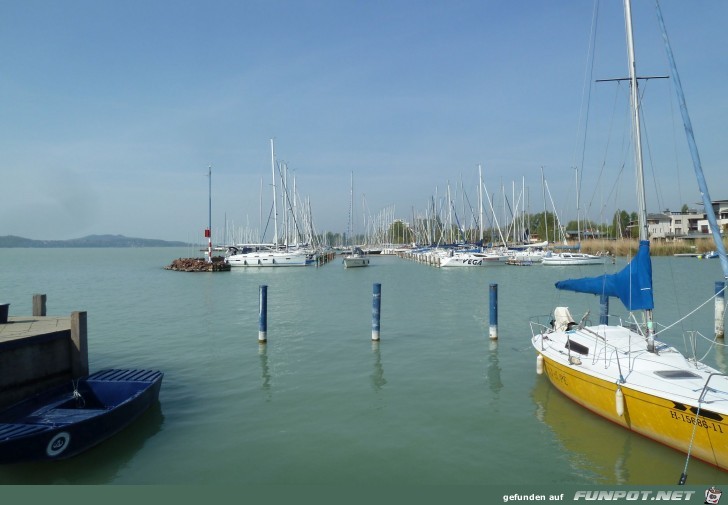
[349,171,354,248]
[478,164,484,245]
[575,167,581,247]
[270,138,278,248]
[625,0,649,243]
[624,0,655,350]
[655,0,728,280]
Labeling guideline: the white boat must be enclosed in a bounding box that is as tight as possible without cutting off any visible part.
[439,250,486,267]
[473,249,509,264]
[225,139,317,268]
[225,244,312,267]
[531,0,728,481]
[342,247,370,268]
[508,247,547,263]
[435,246,509,267]
[342,172,369,269]
[541,251,607,266]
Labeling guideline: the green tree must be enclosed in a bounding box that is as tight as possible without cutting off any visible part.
[386,219,414,244]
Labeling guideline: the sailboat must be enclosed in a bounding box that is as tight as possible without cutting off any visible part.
[343,172,369,268]
[225,139,313,267]
[541,168,607,266]
[531,0,728,481]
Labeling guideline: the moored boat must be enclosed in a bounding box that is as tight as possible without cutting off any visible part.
[0,369,163,463]
[530,0,728,481]
[343,247,370,268]
[541,251,608,266]
[225,244,312,267]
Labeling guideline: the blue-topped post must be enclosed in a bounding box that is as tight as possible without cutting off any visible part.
[259,285,268,343]
[716,281,725,339]
[600,293,609,325]
[489,283,498,340]
[372,283,381,341]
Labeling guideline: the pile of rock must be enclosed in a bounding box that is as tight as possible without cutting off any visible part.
[165,256,231,272]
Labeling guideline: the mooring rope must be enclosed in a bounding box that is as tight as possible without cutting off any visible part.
[653,285,724,338]
[678,400,700,485]
[71,379,85,408]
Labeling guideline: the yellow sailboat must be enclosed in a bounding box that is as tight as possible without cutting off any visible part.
[531,0,728,483]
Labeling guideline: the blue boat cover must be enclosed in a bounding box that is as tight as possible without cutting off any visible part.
[555,240,654,311]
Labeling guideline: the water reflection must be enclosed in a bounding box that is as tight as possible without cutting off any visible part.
[486,340,503,395]
[531,377,725,485]
[370,341,386,392]
[259,343,271,397]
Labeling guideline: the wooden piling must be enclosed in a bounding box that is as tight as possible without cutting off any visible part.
[70,311,89,378]
[600,293,609,325]
[33,293,46,317]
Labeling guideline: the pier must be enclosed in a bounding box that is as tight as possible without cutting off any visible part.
[165,256,231,272]
[0,295,88,409]
[397,249,441,267]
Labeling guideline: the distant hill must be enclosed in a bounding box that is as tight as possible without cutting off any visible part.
[0,234,188,248]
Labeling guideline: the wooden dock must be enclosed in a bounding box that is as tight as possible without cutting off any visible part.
[0,295,88,410]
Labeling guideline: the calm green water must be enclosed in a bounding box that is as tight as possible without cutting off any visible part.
[0,248,726,485]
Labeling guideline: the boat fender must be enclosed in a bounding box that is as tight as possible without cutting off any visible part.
[616,387,624,417]
[536,354,544,375]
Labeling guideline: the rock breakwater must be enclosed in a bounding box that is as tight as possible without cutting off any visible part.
[165,256,231,272]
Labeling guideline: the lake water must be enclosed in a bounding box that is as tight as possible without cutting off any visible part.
[0,247,726,486]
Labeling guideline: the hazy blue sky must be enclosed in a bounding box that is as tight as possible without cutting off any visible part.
[1,0,726,242]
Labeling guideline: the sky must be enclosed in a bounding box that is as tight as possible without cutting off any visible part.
[1,0,726,243]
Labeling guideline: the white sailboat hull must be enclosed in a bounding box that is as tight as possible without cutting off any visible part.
[226,248,311,267]
[541,252,607,266]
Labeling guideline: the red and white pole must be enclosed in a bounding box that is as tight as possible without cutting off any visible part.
[206,166,212,264]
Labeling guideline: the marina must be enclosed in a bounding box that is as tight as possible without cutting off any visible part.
[0,246,726,485]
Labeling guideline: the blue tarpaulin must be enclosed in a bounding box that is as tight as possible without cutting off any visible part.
[555,240,654,311]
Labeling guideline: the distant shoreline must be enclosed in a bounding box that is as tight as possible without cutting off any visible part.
[0,234,188,248]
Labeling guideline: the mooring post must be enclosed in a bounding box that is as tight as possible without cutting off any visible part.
[489,283,498,340]
[372,283,381,341]
[259,285,268,344]
[600,293,609,325]
[716,281,725,339]
[33,293,47,317]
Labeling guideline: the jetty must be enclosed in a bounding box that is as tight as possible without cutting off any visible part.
[0,295,88,409]
[165,256,231,272]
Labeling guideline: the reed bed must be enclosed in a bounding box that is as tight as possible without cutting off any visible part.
[575,238,726,257]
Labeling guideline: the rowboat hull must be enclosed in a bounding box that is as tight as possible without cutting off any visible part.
[0,369,163,463]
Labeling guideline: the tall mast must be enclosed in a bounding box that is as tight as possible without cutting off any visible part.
[625,0,649,242]
[624,0,654,350]
[478,165,484,245]
[349,171,354,247]
[270,138,278,248]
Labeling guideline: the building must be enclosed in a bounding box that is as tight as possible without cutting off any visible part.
[697,200,728,235]
[646,201,727,241]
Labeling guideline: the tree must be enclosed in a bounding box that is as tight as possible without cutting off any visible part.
[386,220,414,244]
[612,210,631,239]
